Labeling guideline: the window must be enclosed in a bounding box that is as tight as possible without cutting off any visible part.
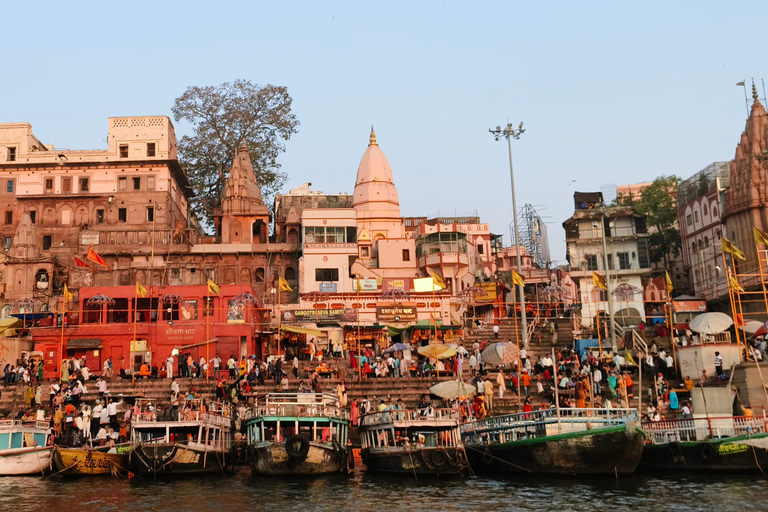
[304,226,347,244]
[146,207,154,222]
[6,180,14,193]
[686,214,692,226]
[45,178,54,192]
[713,207,718,218]
[285,267,296,280]
[691,243,696,255]
[606,254,613,270]
[119,145,128,158]
[62,177,71,193]
[4,212,12,225]
[118,177,127,190]
[716,229,721,240]
[703,204,709,216]
[315,268,339,281]
[477,244,484,254]
[694,211,699,223]
[704,236,709,247]
[96,209,104,224]
[203,297,215,317]
[2,237,10,251]
[7,148,16,161]
[43,235,51,250]
[585,254,598,271]
[361,247,369,257]
[147,143,156,157]
[147,176,155,190]
[79,177,89,192]
[133,177,141,190]
[118,208,127,222]
[698,239,703,251]
[618,252,631,269]
[402,249,410,261]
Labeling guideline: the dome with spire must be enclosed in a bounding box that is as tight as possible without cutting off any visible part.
[221,139,269,216]
[353,128,400,217]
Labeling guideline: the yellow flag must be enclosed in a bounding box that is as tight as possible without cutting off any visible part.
[135,281,147,298]
[665,271,674,297]
[279,276,292,292]
[207,278,220,295]
[754,227,768,247]
[625,349,637,366]
[63,284,73,302]
[730,275,745,293]
[512,270,525,287]
[722,237,746,261]
[432,272,446,290]
[592,272,607,290]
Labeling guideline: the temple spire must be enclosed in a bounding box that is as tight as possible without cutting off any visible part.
[753,80,760,101]
[369,126,377,147]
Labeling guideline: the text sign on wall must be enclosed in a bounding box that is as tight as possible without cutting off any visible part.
[376,306,418,322]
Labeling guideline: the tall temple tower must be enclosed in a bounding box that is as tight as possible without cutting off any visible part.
[215,140,271,244]
[352,128,403,250]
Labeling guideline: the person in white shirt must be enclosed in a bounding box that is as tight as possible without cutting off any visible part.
[493,324,499,339]
[166,354,175,379]
[593,367,602,395]
[292,356,299,378]
[212,354,221,379]
[170,378,180,400]
[107,398,119,429]
[496,370,506,399]
[99,403,110,427]
[200,357,207,380]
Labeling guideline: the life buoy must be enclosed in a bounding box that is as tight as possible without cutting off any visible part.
[285,434,311,460]
[668,441,684,457]
[430,449,449,468]
[699,443,717,462]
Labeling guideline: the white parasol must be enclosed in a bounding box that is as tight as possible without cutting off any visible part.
[429,380,476,400]
[481,342,519,367]
[689,312,734,335]
[740,320,765,335]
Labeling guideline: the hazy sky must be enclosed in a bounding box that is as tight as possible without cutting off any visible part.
[3,1,767,263]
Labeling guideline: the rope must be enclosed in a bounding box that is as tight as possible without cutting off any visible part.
[464,444,551,479]
[405,444,418,481]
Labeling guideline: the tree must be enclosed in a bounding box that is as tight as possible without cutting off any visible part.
[172,80,300,228]
[632,175,681,268]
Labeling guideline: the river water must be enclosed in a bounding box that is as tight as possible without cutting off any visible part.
[0,469,763,511]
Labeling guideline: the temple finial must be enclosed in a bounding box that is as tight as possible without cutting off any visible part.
[753,79,760,101]
[369,126,377,147]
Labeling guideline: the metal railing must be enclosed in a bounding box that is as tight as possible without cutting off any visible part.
[461,408,639,442]
[360,408,461,426]
[243,393,349,421]
[642,413,768,444]
[0,419,50,430]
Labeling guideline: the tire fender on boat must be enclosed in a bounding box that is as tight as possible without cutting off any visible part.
[698,443,717,462]
[430,449,449,469]
[668,441,684,457]
[285,434,311,460]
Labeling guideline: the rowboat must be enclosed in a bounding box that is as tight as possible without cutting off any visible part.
[0,419,53,476]
[53,444,131,476]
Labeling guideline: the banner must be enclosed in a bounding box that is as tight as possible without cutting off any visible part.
[352,279,377,291]
[376,305,418,322]
[475,282,497,303]
[382,278,413,292]
[319,283,337,293]
[282,308,357,323]
[672,300,707,313]
[414,277,441,293]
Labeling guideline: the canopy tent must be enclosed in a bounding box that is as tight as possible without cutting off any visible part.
[0,317,20,336]
[281,325,322,337]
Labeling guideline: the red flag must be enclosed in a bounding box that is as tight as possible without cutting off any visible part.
[86,245,110,269]
[74,256,93,271]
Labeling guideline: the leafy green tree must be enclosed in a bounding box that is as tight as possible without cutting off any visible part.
[633,175,681,268]
[172,80,300,227]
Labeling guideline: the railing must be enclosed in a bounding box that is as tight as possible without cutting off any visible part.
[0,419,49,430]
[133,410,232,428]
[243,394,349,421]
[360,408,461,427]
[527,311,539,342]
[461,408,639,442]
[613,321,648,359]
[642,413,768,444]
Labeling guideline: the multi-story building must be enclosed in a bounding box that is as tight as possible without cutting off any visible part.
[563,191,652,328]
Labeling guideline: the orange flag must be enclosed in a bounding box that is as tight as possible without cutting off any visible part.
[86,245,110,269]
[74,256,92,271]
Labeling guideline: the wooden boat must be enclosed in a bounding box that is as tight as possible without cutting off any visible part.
[243,392,350,476]
[359,406,465,476]
[462,408,645,477]
[640,412,768,472]
[53,444,130,476]
[0,419,53,476]
[129,399,233,477]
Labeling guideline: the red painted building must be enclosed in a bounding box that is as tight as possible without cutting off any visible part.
[32,284,270,380]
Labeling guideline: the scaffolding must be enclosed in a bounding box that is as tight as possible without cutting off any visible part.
[511,204,550,269]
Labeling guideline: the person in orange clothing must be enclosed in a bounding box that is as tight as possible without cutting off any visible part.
[624,373,634,398]
[139,362,151,378]
[521,370,532,398]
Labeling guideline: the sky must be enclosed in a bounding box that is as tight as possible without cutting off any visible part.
[3,1,767,264]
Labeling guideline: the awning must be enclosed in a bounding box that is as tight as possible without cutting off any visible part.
[12,313,50,320]
[281,325,322,337]
[67,338,102,349]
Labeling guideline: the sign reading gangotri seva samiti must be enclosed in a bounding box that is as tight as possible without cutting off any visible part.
[376,305,418,322]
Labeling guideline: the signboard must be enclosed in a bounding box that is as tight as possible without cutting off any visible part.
[673,300,707,313]
[130,339,147,352]
[353,279,378,291]
[382,278,413,292]
[475,282,497,303]
[282,308,357,323]
[376,305,418,322]
[181,300,198,321]
[319,283,338,293]
[228,299,245,324]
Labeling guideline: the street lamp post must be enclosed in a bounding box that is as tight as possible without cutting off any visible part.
[598,210,618,352]
[490,122,529,349]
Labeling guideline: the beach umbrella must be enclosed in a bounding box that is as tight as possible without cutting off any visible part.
[85,294,115,306]
[740,320,765,335]
[755,321,768,337]
[429,380,476,400]
[383,343,410,354]
[418,344,457,360]
[689,312,733,335]
[481,342,519,367]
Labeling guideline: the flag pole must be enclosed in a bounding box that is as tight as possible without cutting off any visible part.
[58,301,66,384]
[723,252,744,362]
[277,287,282,359]
[733,270,749,362]
[433,282,439,378]
[132,286,137,385]
[513,285,521,407]
[754,239,768,316]
[356,276,361,383]
[206,285,210,384]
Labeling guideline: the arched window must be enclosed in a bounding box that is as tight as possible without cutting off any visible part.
[287,228,298,244]
[713,207,718,218]
[35,269,50,290]
[694,269,700,285]
[285,267,296,280]
[703,204,709,216]
[716,229,721,240]
[255,268,265,282]
[691,243,696,255]
[1,305,10,319]
[224,268,236,284]
[240,268,251,284]
[704,236,709,247]
[698,239,703,251]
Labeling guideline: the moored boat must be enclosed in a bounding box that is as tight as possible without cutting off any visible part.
[53,444,131,476]
[244,392,350,476]
[0,419,53,476]
[129,399,233,477]
[359,406,465,476]
[640,412,768,472]
[462,408,645,477]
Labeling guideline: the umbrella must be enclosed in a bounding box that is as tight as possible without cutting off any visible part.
[86,294,115,306]
[429,380,476,400]
[740,319,765,335]
[481,342,519,367]
[755,321,768,337]
[418,344,457,360]
[689,312,733,335]
[383,343,410,354]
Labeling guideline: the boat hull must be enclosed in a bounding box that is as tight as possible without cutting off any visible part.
[250,442,346,476]
[465,424,645,477]
[54,446,130,476]
[129,443,231,476]
[362,447,464,476]
[639,434,768,473]
[0,447,53,476]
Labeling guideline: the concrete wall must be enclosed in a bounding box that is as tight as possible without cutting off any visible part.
[677,343,741,380]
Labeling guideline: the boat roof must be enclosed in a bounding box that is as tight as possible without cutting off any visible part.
[360,408,461,430]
